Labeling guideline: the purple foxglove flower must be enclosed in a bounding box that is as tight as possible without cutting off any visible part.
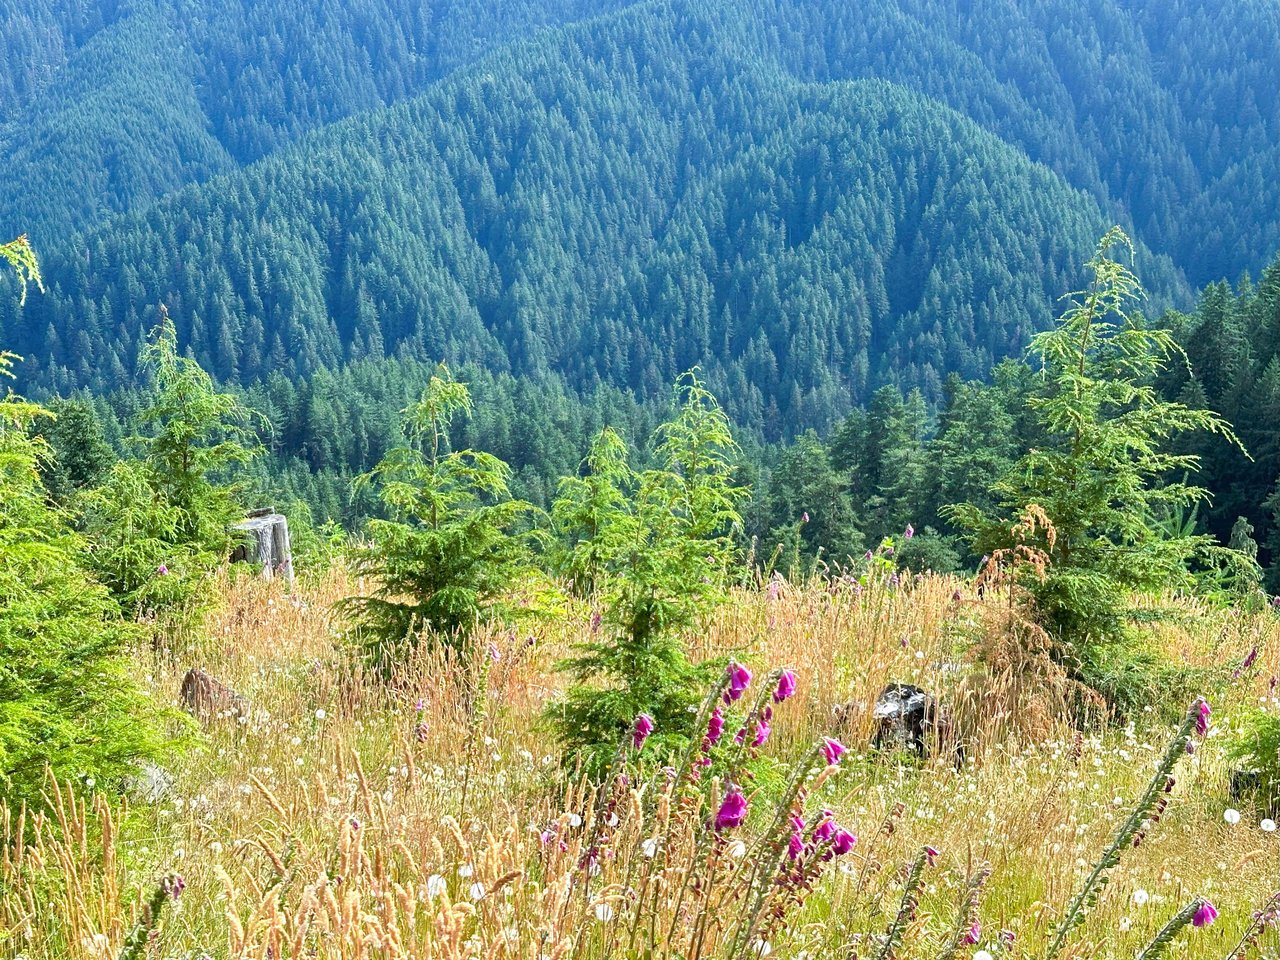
[715,790,748,831]
[162,875,185,899]
[1192,900,1218,927]
[1195,698,1211,737]
[707,707,725,746]
[1235,646,1259,679]
[774,670,797,702]
[632,713,655,750]
[786,815,806,858]
[821,737,846,765]
[788,830,805,859]
[904,524,914,539]
[767,578,781,601]
[802,512,810,523]
[734,726,747,745]
[924,845,939,866]
[488,642,502,662]
[725,663,752,702]
[864,550,874,561]
[831,828,857,856]
[156,564,169,576]
[590,611,602,633]
[813,811,836,844]
[752,719,771,747]
[963,921,981,945]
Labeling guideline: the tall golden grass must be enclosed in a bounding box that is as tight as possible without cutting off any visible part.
[2,569,1278,959]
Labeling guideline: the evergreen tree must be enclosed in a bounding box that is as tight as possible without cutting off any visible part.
[39,398,115,501]
[343,366,541,667]
[947,228,1240,710]
[550,373,746,768]
[0,243,167,806]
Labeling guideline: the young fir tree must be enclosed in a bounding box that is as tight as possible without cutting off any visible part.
[1,243,168,806]
[79,308,260,624]
[343,366,540,667]
[947,228,1240,710]
[550,372,746,768]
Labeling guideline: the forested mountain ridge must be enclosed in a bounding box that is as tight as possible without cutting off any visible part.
[0,0,636,239]
[3,0,1277,287]
[3,0,1201,433]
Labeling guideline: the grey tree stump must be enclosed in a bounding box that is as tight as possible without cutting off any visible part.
[231,507,294,583]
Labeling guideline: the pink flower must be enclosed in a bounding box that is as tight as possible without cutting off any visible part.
[715,790,748,831]
[488,642,502,662]
[706,707,725,746]
[1195,698,1211,737]
[725,663,752,702]
[774,670,797,702]
[787,815,805,859]
[752,719,771,747]
[831,828,857,856]
[632,713,655,751]
[864,550,873,561]
[801,512,810,523]
[788,831,805,859]
[821,737,846,765]
[156,564,169,576]
[1192,899,1218,928]
[963,921,981,945]
[813,811,836,844]
[924,845,939,866]
[904,524,915,539]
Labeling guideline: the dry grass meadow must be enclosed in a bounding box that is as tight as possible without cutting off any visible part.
[3,568,1278,960]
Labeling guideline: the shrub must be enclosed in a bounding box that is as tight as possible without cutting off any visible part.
[78,310,260,629]
[1227,706,1280,813]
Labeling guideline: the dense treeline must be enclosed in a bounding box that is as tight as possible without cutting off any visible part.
[749,250,1280,591]
[47,248,1280,596]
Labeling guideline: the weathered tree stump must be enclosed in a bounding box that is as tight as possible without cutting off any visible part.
[230,507,294,583]
[180,667,250,725]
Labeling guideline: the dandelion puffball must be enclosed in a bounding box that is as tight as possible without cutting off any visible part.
[1262,818,1277,832]
[1224,808,1241,825]
[1132,889,1149,907]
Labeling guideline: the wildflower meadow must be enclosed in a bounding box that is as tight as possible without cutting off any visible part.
[3,568,1278,960]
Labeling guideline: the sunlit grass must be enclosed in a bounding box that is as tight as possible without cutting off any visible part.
[3,568,1278,959]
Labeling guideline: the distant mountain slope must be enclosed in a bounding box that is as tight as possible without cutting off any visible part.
[2,0,1188,434]
[0,0,636,240]
[2,0,1276,288]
